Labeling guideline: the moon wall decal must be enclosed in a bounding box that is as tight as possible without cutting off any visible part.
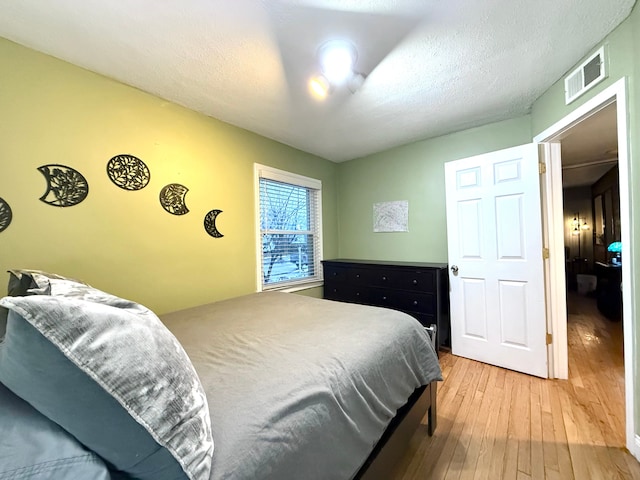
[0,197,12,233]
[159,183,189,215]
[38,164,89,207]
[204,209,224,238]
[107,154,150,191]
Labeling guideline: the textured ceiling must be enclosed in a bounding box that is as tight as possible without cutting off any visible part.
[0,0,635,162]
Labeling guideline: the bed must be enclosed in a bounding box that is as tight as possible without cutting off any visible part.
[0,270,441,480]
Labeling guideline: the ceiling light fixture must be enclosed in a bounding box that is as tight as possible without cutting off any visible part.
[319,41,357,84]
[348,72,366,93]
[309,74,331,99]
[308,40,366,100]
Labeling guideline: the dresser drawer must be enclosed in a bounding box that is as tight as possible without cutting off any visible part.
[368,268,436,292]
[347,268,371,285]
[397,270,436,292]
[324,282,367,304]
[367,287,435,314]
[323,265,348,283]
[324,265,371,285]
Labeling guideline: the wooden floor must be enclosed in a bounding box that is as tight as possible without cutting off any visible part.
[392,292,640,479]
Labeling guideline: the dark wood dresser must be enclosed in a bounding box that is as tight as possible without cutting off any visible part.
[322,259,450,349]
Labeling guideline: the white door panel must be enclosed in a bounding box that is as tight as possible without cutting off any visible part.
[461,278,488,339]
[445,144,547,378]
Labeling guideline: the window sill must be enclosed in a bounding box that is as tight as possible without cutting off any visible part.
[263,280,324,293]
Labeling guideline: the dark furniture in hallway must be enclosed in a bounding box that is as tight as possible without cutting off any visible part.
[595,261,622,320]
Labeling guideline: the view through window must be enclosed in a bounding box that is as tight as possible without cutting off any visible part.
[256,165,322,289]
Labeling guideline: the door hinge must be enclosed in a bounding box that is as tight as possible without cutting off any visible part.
[542,247,550,260]
[546,333,553,345]
[539,162,547,174]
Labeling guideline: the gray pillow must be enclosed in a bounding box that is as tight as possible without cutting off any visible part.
[6,268,89,295]
[1,269,29,338]
[1,269,89,338]
[0,380,111,480]
[0,309,5,339]
[0,294,213,480]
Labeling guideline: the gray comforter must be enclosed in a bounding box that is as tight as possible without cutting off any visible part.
[160,292,442,480]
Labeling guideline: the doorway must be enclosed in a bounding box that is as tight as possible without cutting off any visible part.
[561,102,619,300]
[534,78,634,455]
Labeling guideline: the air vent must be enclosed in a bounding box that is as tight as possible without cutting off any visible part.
[564,46,607,105]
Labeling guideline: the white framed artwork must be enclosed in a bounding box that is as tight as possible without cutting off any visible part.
[373,200,409,232]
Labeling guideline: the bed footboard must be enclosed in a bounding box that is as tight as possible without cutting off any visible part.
[355,380,437,480]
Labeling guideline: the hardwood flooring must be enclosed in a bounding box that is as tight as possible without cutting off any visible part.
[392,292,640,479]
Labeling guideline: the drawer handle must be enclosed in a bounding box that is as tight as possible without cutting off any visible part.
[412,279,418,285]
[382,296,387,301]
[356,292,360,296]
[382,276,387,281]
[333,272,337,276]
[413,300,418,306]
[356,274,360,278]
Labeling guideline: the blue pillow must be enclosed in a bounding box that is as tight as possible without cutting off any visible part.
[0,380,111,480]
[0,294,213,480]
[0,310,183,478]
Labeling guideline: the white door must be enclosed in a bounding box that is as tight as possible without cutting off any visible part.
[444,144,547,378]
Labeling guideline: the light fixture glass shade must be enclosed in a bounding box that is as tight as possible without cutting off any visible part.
[319,41,356,84]
[608,241,622,253]
[571,226,580,236]
[308,75,330,99]
[581,221,589,230]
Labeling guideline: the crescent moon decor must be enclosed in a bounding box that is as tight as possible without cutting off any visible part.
[159,183,189,215]
[38,164,89,207]
[204,209,224,238]
[106,154,151,191]
[0,197,12,233]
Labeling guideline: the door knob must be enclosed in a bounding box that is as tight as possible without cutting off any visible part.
[451,265,459,275]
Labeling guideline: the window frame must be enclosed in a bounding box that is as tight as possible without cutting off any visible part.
[254,163,324,292]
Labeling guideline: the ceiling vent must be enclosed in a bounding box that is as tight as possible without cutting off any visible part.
[564,46,607,105]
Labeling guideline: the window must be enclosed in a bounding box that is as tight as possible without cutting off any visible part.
[255,164,323,291]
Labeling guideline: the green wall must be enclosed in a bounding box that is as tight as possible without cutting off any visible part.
[336,4,639,267]
[0,38,338,313]
[336,1,640,441]
[531,4,640,436]
[336,115,531,261]
[336,3,639,267]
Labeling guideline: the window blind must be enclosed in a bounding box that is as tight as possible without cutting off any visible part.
[257,168,322,290]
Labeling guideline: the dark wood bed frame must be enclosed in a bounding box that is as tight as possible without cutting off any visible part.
[355,380,437,479]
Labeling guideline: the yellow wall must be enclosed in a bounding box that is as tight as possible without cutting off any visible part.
[0,38,338,314]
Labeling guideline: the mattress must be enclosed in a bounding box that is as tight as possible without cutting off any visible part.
[160,291,442,480]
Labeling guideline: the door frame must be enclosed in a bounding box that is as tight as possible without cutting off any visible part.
[533,78,635,455]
